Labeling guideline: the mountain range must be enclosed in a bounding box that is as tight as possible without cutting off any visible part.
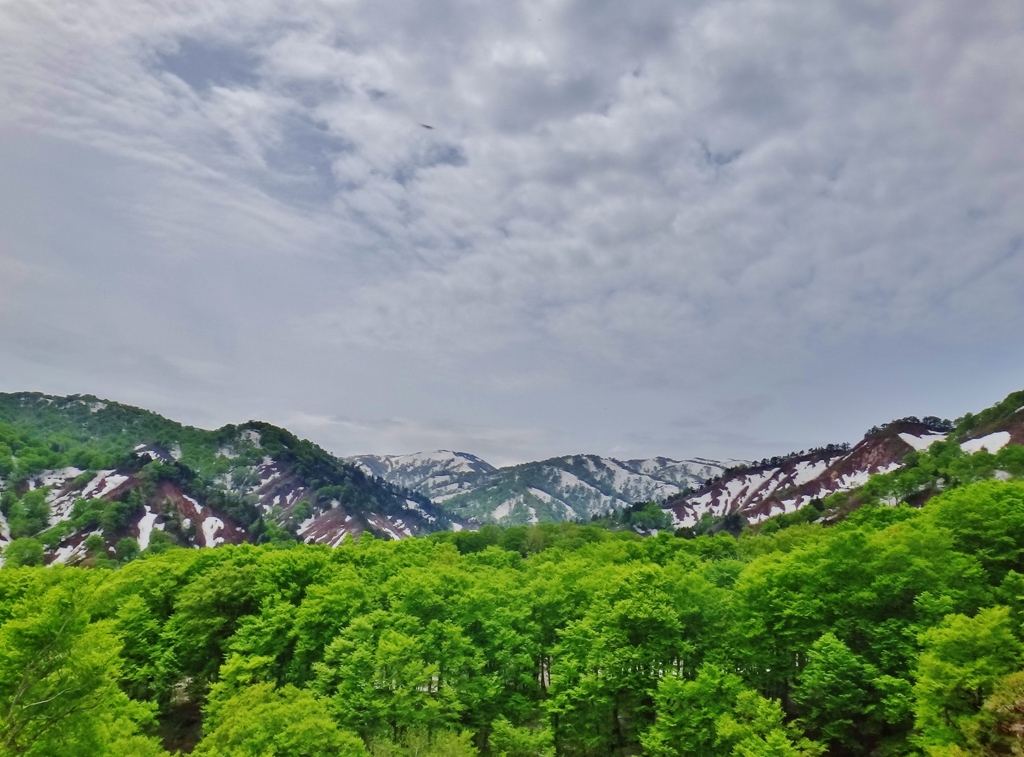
[347,451,732,524]
[1,388,1023,565]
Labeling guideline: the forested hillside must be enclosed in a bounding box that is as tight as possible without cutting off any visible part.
[0,393,448,563]
[5,479,1024,756]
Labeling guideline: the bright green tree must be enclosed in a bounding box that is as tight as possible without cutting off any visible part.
[0,578,166,755]
[641,664,747,757]
[193,682,366,757]
[1,539,44,568]
[793,632,877,747]
[489,717,554,757]
[914,606,1024,750]
[642,665,820,757]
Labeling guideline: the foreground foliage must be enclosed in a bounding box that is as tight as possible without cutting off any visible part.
[4,480,1024,756]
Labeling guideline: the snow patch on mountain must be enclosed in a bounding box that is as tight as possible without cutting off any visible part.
[202,517,225,547]
[137,506,160,550]
[898,432,948,451]
[428,453,731,524]
[348,450,496,501]
[81,471,125,499]
[961,431,1011,455]
[528,487,553,503]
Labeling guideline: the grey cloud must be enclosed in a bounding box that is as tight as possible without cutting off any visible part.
[0,0,1022,463]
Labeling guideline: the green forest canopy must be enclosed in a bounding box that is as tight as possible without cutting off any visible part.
[4,479,1024,756]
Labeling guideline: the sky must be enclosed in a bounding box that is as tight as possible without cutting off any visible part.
[1,0,1022,466]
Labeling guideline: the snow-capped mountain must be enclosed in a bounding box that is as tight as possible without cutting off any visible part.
[347,450,496,501]
[623,456,736,489]
[349,451,732,523]
[417,454,733,525]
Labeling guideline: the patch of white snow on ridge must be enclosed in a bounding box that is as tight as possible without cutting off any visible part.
[491,501,514,521]
[961,432,1011,455]
[404,499,436,523]
[899,432,948,452]
[182,495,204,518]
[38,467,83,488]
[688,490,714,511]
[297,514,318,536]
[836,462,901,491]
[82,472,129,500]
[202,517,225,547]
[672,509,697,529]
[329,532,349,548]
[604,458,679,496]
[53,530,103,565]
[48,492,79,526]
[555,469,621,506]
[791,460,831,487]
[371,516,406,540]
[256,469,282,491]
[80,470,115,498]
[137,506,159,551]
[527,487,553,503]
[391,518,413,537]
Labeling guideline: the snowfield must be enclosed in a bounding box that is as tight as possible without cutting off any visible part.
[137,506,160,551]
[961,432,1011,455]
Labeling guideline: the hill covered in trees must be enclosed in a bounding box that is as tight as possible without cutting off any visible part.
[0,392,449,563]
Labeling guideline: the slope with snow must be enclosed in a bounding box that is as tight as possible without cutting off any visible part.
[666,420,953,528]
[0,422,453,562]
[347,450,496,501]
[437,453,733,524]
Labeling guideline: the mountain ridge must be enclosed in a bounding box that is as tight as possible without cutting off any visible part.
[0,392,451,561]
[3,389,1024,565]
[350,452,735,525]
[668,395,1024,532]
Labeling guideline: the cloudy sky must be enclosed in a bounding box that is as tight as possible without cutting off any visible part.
[1,0,1022,465]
